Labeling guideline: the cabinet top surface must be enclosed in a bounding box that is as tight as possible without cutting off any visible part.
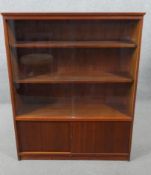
[1,12,145,19]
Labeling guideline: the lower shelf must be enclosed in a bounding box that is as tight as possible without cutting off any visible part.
[16,100,131,121]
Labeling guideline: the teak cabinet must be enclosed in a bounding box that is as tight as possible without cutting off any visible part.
[2,13,145,160]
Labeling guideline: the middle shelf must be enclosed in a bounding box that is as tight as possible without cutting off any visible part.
[11,40,137,48]
[15,72,133,84]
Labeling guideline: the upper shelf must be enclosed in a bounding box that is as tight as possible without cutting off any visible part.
[11,40,137,48]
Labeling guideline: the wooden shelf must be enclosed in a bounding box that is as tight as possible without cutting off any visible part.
[16,72,133,84]
[16,100,131,121]
[12,40,137,48]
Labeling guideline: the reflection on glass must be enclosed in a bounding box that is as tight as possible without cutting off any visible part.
[20,53,53,78]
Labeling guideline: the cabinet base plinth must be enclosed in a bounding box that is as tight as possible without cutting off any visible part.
[19,152,129,160]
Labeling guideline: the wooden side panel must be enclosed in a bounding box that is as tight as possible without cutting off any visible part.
[17,122,71,152]
[72,122,130,153]
[128,19,144,159]
[3,17,21,159]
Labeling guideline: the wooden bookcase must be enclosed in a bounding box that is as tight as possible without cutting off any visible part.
[2,13,145,160]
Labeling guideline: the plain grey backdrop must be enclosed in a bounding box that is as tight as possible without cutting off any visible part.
[0,0,151,175]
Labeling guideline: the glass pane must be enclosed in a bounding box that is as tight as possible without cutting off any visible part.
[6,19,136,120]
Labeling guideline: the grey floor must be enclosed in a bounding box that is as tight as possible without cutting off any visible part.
[0,100,151,175]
